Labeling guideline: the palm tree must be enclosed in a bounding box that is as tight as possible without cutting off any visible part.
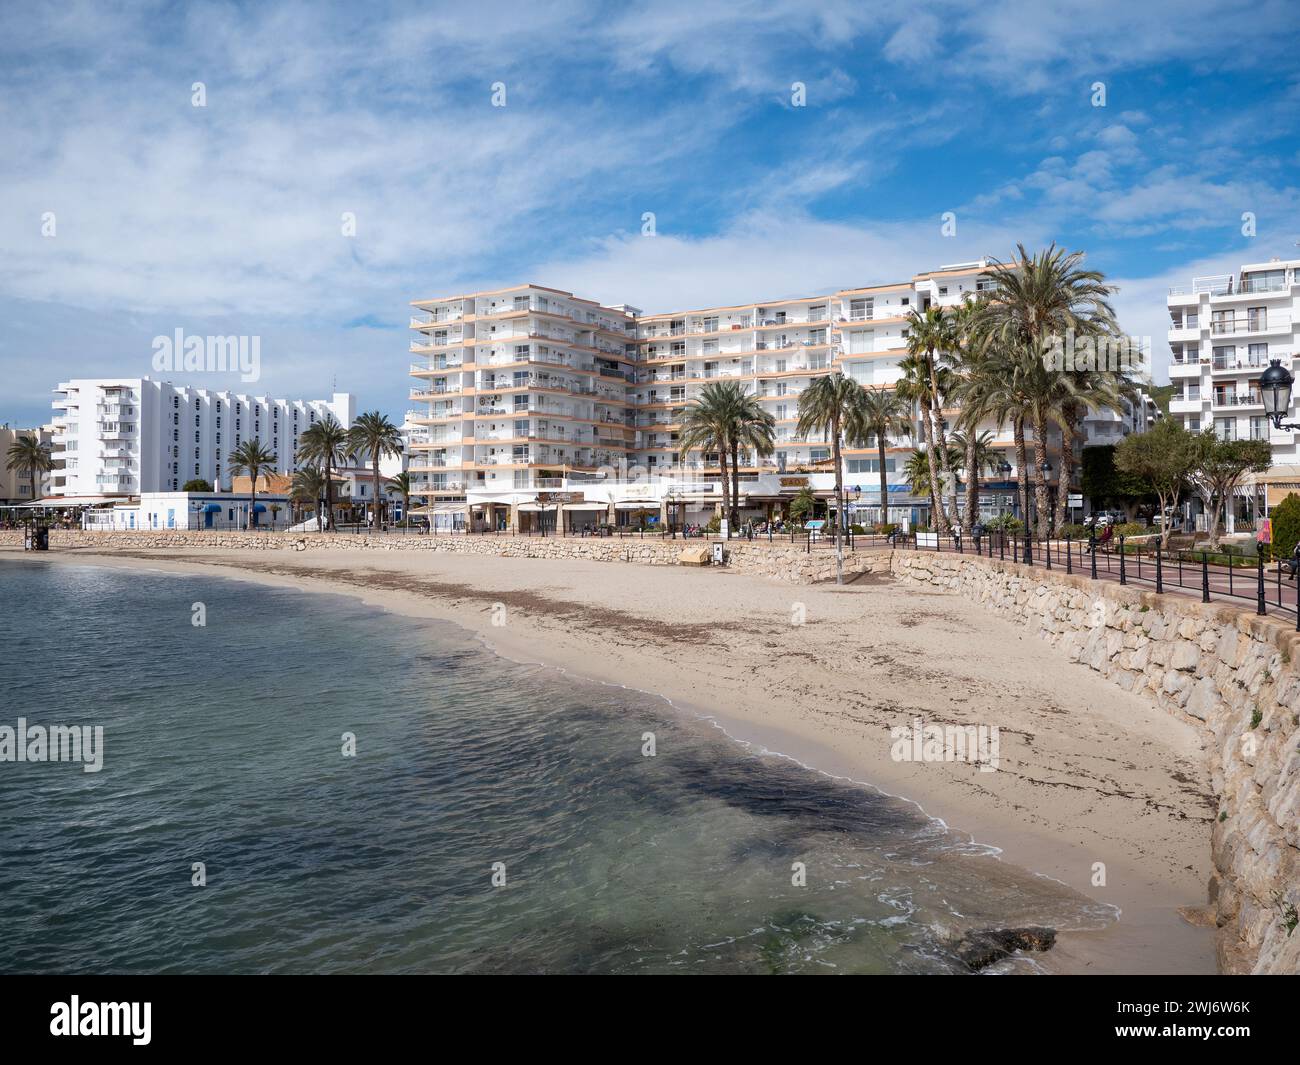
[796,373,869,584]
[950,428,999,523]
[346,411,404,531]
[789,485,817,524]
[5,434,54,505]
[960,343,1038,533]
[680,382,743,529]
[388,471,412,525]
[289,465,327,525]
[896,352,940,526]
[905,305,959,531]
[859,386,911,526]
[903,448,934,501]
[296,415,349,531]
[227,440,278,530]
[979,244,1119,534]
[726,391,776,529]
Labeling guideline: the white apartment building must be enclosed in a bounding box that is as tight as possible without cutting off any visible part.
[1168,256,1300,517]
[409,263,1147,530]
[1168,258,1298,451]
[49,378,356,499]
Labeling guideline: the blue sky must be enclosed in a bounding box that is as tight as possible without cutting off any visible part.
[2,0,1299,427]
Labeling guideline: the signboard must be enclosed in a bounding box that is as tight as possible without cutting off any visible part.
[537,492,577,504]
[779,476,809,490]
[711,542,725,565]
[916,531,939,548]
[1067,493,1083,508]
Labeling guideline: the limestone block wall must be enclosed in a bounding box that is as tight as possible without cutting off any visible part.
[892,550,1300,975]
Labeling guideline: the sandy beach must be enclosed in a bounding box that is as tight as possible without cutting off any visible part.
[2,544,1217,973]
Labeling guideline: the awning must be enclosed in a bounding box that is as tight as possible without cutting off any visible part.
[516,503,545,512]
[561,502,606,511]
[16,496,124,508]
[252,504,267,513]
[614,500,661,510]
[431,502,467,513]
[203,503,223,513]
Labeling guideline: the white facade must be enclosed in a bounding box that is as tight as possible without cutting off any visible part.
[49,378,355,498]
[408,264,1146,518]
[1167,258,1299,457]
[85,491,293,530]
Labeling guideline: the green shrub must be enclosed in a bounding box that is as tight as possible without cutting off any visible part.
[1060,522,1090,539]
[1268,493,1300,562]
[987,514,1024,533]
[873,522,898,535]
[1112,522,1147,538]
[850,523,867,535]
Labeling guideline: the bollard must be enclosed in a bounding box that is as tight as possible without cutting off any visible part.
[1089,533,1097,580]
[1119,537,1126,585]
[1155,542,1163,594]
[1257,554,1266,616]
[1201,552,1210,603]
[1066,535,1072,575]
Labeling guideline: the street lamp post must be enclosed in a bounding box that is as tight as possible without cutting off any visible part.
[1259,359,1300,430]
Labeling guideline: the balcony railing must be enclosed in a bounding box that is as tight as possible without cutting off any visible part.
[1211,314,1289,335]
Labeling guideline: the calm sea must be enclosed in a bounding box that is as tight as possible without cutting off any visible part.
[0,559,1110,974]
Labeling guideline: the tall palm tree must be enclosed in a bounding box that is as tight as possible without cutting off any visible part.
[978,244,1119,534]
[5,435,54,505]
[227,440,278,530]
[944,298,995,530]
[905,305,959,530]
[726,391,776,529]
[896,352,941,527]
[346,411,404,530]
[387,471,412,525]
[796,373,869,584]
[961,343,1038,532]
[296,414,349,531]
[859,386,911,526]
[680,382,744,529]
[289,465,327,525]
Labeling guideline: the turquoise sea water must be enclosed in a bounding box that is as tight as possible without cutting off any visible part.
[0,560,1109,974]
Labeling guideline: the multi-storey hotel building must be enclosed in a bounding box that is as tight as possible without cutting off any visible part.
[410,262,1146,531]
[1167,257,1300,520]
[50,378,355,499]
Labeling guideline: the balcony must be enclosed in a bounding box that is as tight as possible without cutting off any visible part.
[1238,276,1289,295]
[1210,354,1270,373]
[1210,392,1264,408]
[1210,313,1289,336]
[411,312,464,327]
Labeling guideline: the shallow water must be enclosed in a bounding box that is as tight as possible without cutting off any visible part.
[0,560,1111,973]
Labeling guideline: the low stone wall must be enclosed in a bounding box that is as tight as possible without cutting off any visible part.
[892,550,1300,975]
[0,529,891,584]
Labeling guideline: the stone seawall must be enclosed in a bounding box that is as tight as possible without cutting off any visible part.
[892,550,1300,975]
[0,529,892,584]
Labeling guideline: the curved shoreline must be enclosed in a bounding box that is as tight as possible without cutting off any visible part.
[1,546,1216,973]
